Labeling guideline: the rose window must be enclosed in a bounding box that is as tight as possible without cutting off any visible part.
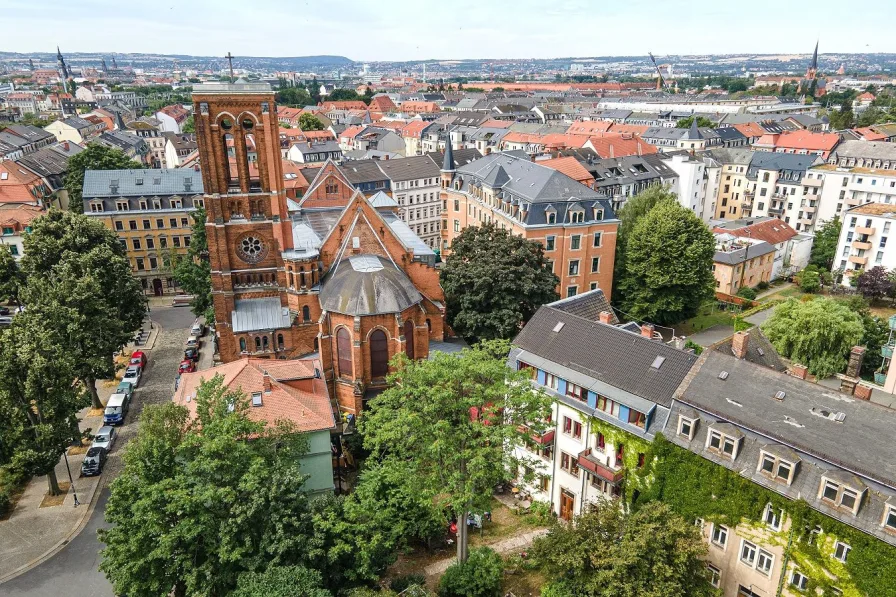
[237,236,267,263]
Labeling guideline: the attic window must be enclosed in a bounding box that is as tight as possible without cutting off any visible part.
[718,371,729,380]
[773,390,786,401]
[135,177,144,185]
[251,392,263,406]
[651,356,666,370]
[553,322,565,333]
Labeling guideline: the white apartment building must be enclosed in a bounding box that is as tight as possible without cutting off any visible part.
[663,153,710,220]
[376,156,444,249]
[835,203,896,284]
[744,153,822,233]
[813,165,896,227]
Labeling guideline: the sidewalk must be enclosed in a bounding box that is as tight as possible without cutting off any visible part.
[423,529,548,576]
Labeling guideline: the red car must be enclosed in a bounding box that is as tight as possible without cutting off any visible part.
[130,351,147,368]
[179,360,196,374]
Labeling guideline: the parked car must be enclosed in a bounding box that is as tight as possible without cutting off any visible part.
[103,392,130,426]
[185,335,200,349]
[123,365,142,387]
[92,426,117,453]
[184,347,199,362]
[129,351,147,368]
[80,447,107,477]
[116,380,136,397]
[190,321,205,337]
[179,359,196,374]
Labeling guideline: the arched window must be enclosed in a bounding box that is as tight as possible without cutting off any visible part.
[314,337,319,351]
[288,272,294,288]
[277,334,284,350]
[262,336,269,351]
[254,337,261,351]
[302,305,311,322]
[336,328,353,378]
[370,329,389,378]
[239,338,247,352]
[404,320,415,360]
[425,318,432,332]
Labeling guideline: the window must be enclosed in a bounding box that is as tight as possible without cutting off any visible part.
[173,237,181,248]
[566,286,577,298]
[239,338,247,352]
[790,570,808,591]
[8,245,18,256]
[129,220,138,231]
[571,235,581,250]
[711,524,728,548]
[562,416,582,439]
[302,305,311,322]
[114,221,124,231]
[678,415,696,439]
[336,328,353,378]
[570,211,584,224]
[454,199,459,211]
[146,238,155,249]
[758,450,797,485]
[566,382,585,401]
[739,540,757,566]
[116,200,129,211]
[883,505,896,531]
[590,257,600,273]
[546,211,556,224]
[593,231,602,247]
[160,237,168,249]
[545,235,555,251]
[568,259,579,275]
[833,541,851,562]
[132,238,141,250]
[763,503,783,531]
[820,477,863,514]
[560,452,579,477]
[544,373,559,391]
[156,218,164,228]
[142,219,151,230]
[707,429,738,459]
[756,549,774,575]
[369,329,389,378]
[706,565,721,589]
[135,258,144,271]
[453,220,459,232]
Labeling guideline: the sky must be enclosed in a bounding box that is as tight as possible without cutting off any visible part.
[4,0,895,61]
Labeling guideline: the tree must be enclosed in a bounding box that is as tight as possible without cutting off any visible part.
[438,547,503,597]
[836,296,890,378]
[828,100,856,130]
[361,342,551,563]
[298,113,325,131]
[327,89,361,102]
[181,115,195,133]
[856,266,893,302]
[619,199,715,325]
[612,185,677,305]
[172,207,212,321]
[0,245,23,305]
[99,376,314,597]
[64,143,144,213]
[810,217,841,270]
[441,223,558,342]
[276,87,312,107]
[796,265,821,293]
[675,116,714,128]
[492,86,505,92]
[531,500,713,597]
[232,566,331,597]
[763,298,865,378]
[21,211,146,408]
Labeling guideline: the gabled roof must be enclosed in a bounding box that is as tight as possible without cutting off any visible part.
[538,156,594,183]
[82,168,203,198]
[712,217,798,246]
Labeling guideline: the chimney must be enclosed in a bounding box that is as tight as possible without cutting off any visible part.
[854,383,873,401]
[263,369,272,394]
[791,364,809,380]
[845,346,865,379]
[731,331,750,359]
[640,323,654,339]
[609,143,615,159]
[599,311,612,324]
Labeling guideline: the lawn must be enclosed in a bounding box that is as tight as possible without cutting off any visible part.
[675,302,738,336]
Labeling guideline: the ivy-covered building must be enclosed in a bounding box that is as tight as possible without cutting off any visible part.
[511,294,896,597]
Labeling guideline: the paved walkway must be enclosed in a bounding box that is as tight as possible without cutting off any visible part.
[423,529,548,576]
[755,282,794,300]
[688,324,735,348]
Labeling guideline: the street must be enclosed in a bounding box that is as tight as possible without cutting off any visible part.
[0,306,199,597]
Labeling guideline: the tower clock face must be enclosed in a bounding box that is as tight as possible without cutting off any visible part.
[236,235,268,264]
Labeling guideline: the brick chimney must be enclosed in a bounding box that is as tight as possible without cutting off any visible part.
[791,364,809,380]
[263,370,272,394]
[845,346,865,379]
[640,323,654,339]
[599,311,613,324]
[731,331,750,359]
[854,383,873,401]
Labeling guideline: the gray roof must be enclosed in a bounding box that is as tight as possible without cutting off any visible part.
[747,152,820,181]
[427,148,481,170]
[340,160,390,184]
[713,329,787,372]
[82,168,203,198]
[232,297,293,333]
[713,238,777,265]
[379,211,435,257]
[832,140,896,162]
[513,294,698,407]
[643,127,688,141]
[319,254,423,316]
[63,116,93,131]
[549,290,619,324]
[368,190,398,208]
[704,147,754,165]
[374,154,441,182]
[293,140,342,155]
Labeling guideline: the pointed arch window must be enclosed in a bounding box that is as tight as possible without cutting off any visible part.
[370,330,389,378]
[336,328,353,378]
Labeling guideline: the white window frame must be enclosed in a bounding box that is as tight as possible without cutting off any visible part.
[819,476,863,515]
[833,541,851,563]
[739,539,757,567]
[758,450,797,485]
[756,549,774,576]
[790,569,808,591]
[763,503,784,531]
[882,504,896,531]
[678,415,696,440]
[710,523,728,549]
[707,428,739,459]
[706,564,721,589]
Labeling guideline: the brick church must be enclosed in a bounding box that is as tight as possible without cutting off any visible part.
[192,81,447,414]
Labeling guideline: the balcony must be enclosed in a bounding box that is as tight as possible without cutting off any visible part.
[577,448,625,484]
[518,424,555,447]
[857,226,876,235]
[883,344,895,359]
[803,178,823,187]
[803,204,817,213]
[875,372,888,385]
[852,241,872,250]
[848,255,868,265]
[768,205,785,215]
[889,314,896,330]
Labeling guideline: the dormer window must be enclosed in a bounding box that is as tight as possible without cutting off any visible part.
[706,424,742,460]
[677,412,697,440]
[758,445,799,485]
[882,503,896,533]
[819,473,866,515]
[594,208,604,220]
[116,200,129,211]
[90,202,104,213]
[570,210,584,223]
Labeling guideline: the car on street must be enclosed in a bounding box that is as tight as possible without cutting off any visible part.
[91,426,117,453]
[103,392,130,426]
[185,335,200,349]
[80,447,107,476]
[123,365,142,387]
[179,359,196,374]
[116,380,136,397]
[184,347,199,362]
[129,351,147,368]
[191,321,205,337]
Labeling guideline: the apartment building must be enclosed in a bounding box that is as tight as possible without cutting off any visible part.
[585,153,678,211]
[744,152,823,233]
[710,148,754,220]
[813,164,896,226]
[713,218,812,280]
[712,233,776,294]
[835,203,896,284]
[82,169,203,295]
[440,150,619,298]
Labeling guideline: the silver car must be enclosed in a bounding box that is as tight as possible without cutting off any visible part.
[123,365,142,387]
[92,426,117,453]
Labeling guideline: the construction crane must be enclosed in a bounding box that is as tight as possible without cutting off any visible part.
[648,52,666,91]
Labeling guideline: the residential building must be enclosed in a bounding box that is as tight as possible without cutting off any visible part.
[163,133,198,168]
[82,168,203,296]
[828,140,896,170]
[0,125,55,158]
[440,150,619,298]
[538,156,595,186]
[753,130,841,160]
[663,153,712,220]
[677,120,706,151]
[509,290,698,518]
[287,140,344,164]
[835,203,896,284]
[814,163,896,226]
[709,148,755,220]
[712,233,777,294]
[713,217,812,280]
[15,141,83,210]
[44,116,104,144]
[586,153,678,211]
[172,357,336,494]
[95,130,150,163]
[745,152,822,233]
[127,123,167,168]
[0,160,54,207]
[0,203,43,258]
[5,92,39,115]
[155,104,191,133]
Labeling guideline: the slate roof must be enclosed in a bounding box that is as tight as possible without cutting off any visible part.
[549,289,619,324]
[513,294,697,407]
[713,236,777,265]
[375,154,441,182]
[747,152,820,181]
[340,160,391,184]
[831,140,896,162]
[427,147,481,171]
[82,168,203,197]
[232,297,293,333]
[319,254,423,316]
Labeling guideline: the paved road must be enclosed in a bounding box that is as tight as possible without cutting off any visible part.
[0,307,197,597]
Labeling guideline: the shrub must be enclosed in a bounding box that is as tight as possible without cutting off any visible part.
[438,547,504,597]
[390,573,426,592]
[736,287,757,300]
[684,339,704,355]
[0,489,10,518]
[757,281,769,290]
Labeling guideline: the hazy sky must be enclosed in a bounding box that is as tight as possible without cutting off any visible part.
[4,0,894,61]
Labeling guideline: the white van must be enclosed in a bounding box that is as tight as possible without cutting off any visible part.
[103,393,130,426]
[190,320,205,337]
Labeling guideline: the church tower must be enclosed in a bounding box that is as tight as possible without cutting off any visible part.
[805,40,819,80]
[192,80,295,360]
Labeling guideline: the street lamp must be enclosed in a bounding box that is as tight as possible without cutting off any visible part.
[62,451,81,507]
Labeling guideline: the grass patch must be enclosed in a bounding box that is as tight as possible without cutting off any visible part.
[676,303,737,336]
[67,443,89,456]
[39,482,71,508]
[502,561,546,597]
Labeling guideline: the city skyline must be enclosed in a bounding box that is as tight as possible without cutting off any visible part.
[4,0,895,61]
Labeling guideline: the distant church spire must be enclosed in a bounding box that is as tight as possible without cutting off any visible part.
[102,57,109,73]
[56,46,70,82]
[806,40,819,79]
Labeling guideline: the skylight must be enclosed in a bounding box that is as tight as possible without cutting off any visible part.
[251,392,263,406]
[651,356,666,370]
[553,322,565,332]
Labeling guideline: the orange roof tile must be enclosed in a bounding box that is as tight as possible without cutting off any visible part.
[586,134,657,159]
[479,119,512,129]
[0,203,44,230]
[400,101,440,114]
[732,122,766,139]
[566,120,613,135]
[539,157,595,184]
[320,100,368,111]
[340,125,366,140]
[399,120,430,138]
[713,219,797,245]
[773,130,840,152]
[608,123,650,136]
[853,127,887,141]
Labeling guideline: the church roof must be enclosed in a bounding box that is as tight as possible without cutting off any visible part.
[318,254,423,316]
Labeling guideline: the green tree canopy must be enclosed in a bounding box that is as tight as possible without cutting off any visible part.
[181,115,195,133]
[360,342,551,563]
[327,89,361,102]
[531,499,713,597]
[99,376,314,597]
[611,185,678,305]
[619,199,715,325]
[232,566,331,597]
[827,101,856,130]
[299,113,325,131]
[64,143,144,212]
[810,217,841,270]
[276,86,312,107]
[21,211,146,408]
[441,223,558,342]
[172,207,212,321]
[675,116,714,128]
[0,245,23,305]
[763,297,865,377]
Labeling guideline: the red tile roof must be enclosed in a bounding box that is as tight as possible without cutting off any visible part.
[320,100,368,111]
[399,120,430,138]
[773,130,840,152]
[538,156,595,185]
[159,104,190,123]
[479,119,513,129]
[586,134,658,159]
[340,125,366,140]
[0,162,45,204]
[732,122,766,139]
[852,127,888,141]
[369,96,397,112]
[713,219,797,246]
[0,203,44,230]
[400,101,440,114]
[566,120,613,135]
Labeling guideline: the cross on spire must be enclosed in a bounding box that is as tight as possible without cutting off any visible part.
[225,52,235,83]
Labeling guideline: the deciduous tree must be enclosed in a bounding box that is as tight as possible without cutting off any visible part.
[763,297,865,378]
[299,113,325,131]
[441,223,558,342]
[0,245,23,305]
[360,343,551,563]
[619,199,715,325]
[173,207,212,321]
[232,566,331,597]
[64,143,144,212]
[276,86,312,107]
[810,217,841,270]
[856,265,893,302]
[675,116,714,128]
